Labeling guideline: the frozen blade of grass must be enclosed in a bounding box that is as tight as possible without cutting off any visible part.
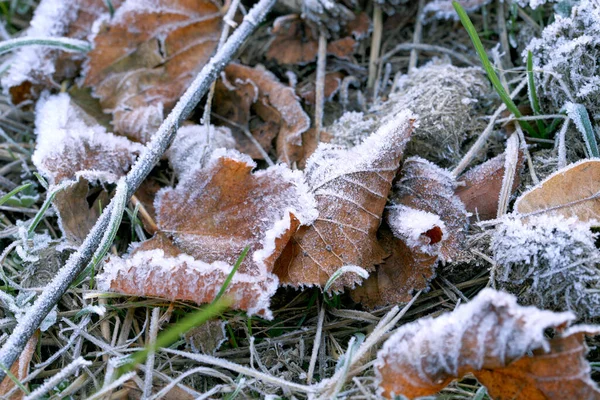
[0,182,32,206]
[0,0,277,383]
[557,117,570,169]
[0,37,91,55]
[452,1,537,137]
[23,357,91,400]
[497,133,519,218]
[143,307,160,399]
[87,371,137,400]
[27,180,72,237]
[565,102,599,158]
[307,302,326,384]
[0,361,30,396]
[527,51,546,135]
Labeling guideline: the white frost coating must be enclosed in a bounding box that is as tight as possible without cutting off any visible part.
[167,124,236,179]
[422,0,493,21]
[98,249,280,318]
[387,204,446,250]
[306,109,415,192]
[492,214,600,319]
[32,93,144,185]
[375,288,575,395]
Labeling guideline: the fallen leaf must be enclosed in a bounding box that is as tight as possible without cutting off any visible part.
[273,111,414,291]
[99,149,317,317]
[297,71,344,105]
[83,0,222,142]
[376,288,600,399]
[0,332,38,400]
[32,93,143,244]
[457,151,524,221]
[2,0,122,104]
[514,159,600,223]
[213,63,310,165]
[352,157,466,307]
[266,15,358,66]
[184,319,227,354]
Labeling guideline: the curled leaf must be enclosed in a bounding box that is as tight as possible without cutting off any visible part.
[273,111,415,291]
[99,150,317,317]
[515,159,600,223]
[83,0,222,142]
[376,288,600,399]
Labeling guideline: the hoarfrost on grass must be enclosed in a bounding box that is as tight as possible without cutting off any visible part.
[492,214,600,319]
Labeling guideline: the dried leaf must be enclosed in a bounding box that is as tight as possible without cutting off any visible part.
[2,0,122,104]
[297,71,344,105]
[83,0,222,142]
[266,15,358,66]
[32,93,143,244]
[376,288,600,399]
[273,112,414,291]
[457,151,524,221]
[213,63,310,165]
[99,150,317,317]
[515,159,600,223]
[352,157,466,307]
[0,332,38,400]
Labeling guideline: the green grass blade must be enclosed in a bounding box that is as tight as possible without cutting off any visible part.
[0,37,91,56]
[214,246,249,303]
[565,102,599,158]
[0,182,32,207]
[452,1,537,137]
[527,51,547,135]
[0,362,30,395]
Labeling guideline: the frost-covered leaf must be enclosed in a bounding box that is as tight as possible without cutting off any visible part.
[297,71,344,105]
[273,112,414,291]
[352,157,467,307]
[456,151,524,221]
[2,0,122,104]
[422,0,492,22]
[266,15,357,65]
[376,288,600,399]
[0,333,38,400]
[32,93,143,244]
[213,63,310,165]
[515,159,600,223]
[493,215,600,319]
[99,150,318,317]
[83,0,222,142]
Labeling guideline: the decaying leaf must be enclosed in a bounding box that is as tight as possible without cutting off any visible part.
[0,332,38,400]
[83,0,222,142]
[515,159,600,223]
[297,71,344,105]
[184,319,227,354]
[376,288,600,399]
[457,151,524,221]
[99,150,317,317]
[2,0,122,104]
[32,93,143,244]
[273,111,415,291]
[213,63,310,165]
[352,157,467,307]
[266,15,358,66]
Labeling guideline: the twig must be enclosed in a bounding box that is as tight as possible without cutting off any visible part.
[496,0,512,68]
[408,0,425,72]
[87,371,138,400]
[143,308,160,399]
[0,0,276,381]
[367,4,383,89]
[306,302,326,384]
[315,28,327,141]
[452,77,528,176]
[130,195,158,235]
[23,357,91,400]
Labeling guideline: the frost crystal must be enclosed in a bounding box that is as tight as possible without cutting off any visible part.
[492,215,600,320]
[527,0,600,116]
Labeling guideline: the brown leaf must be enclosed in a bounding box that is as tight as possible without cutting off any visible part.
[2,0,122,104]
[83,0,222,142]
[457,151,524,221]
[99,150,317,317]
[213,63,310,165]
[33,93,142,244]
[0,332,38,400]
[515,160,600,223]
[346,12,371,40]
[352,157,466,307]
[266,15,358,66]
[297,71,344,105]
[273,112,414,291]
[376,289,600,399]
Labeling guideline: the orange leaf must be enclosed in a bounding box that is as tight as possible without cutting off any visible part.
[273,112,414,291]
[376,288,600,399]
[352,157,467,307]
[2,0,123,104]
[83,0,222,142]
[99,150,317,317]
[213,63,310,165]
